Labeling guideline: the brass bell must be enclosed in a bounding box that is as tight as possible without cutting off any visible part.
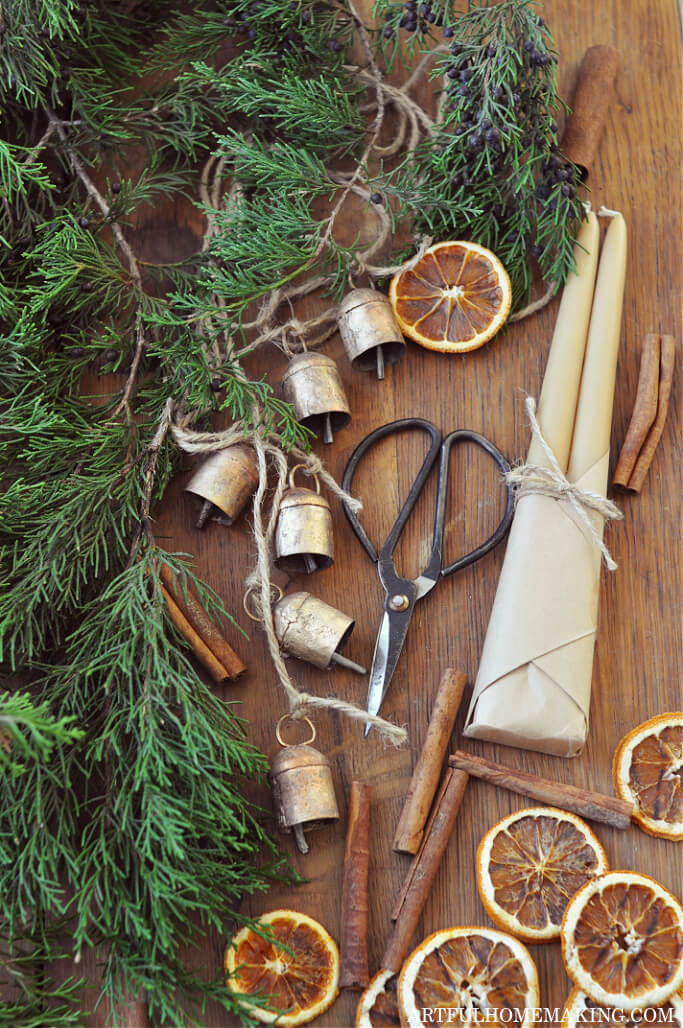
[281,351,351,444]
[184,445,258,529]
[274,467,333,575]
[269,715,340,854]
[273,591,366,674]
[336,288,406,379]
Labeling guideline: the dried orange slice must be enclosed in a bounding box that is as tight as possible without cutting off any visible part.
[562,985,683,1028]
[389,241,512,353]
[356,968,400,1027]
[613,713,683,841]
[476,807,609,943]
[397,926,539,1027]
[225,909,339,1025]
[561,871,683,1012]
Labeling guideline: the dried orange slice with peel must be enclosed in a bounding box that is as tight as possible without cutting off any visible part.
[562,985,683,1028]
[476,806,609,942]
[356,967,400,1027]
[561,871,683,1012]
[613,713,683,841]
[397,925,539,1027]
[225,909,340,1025]
[389,240,512,353]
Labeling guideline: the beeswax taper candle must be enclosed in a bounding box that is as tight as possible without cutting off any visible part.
[567,212,627,484]
[528,210,600,472]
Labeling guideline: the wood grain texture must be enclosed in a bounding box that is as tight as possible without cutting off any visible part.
[56,1,681,1023]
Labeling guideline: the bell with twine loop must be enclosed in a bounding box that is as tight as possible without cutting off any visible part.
[269,715,340,854]
[280,350,351,444]
[336,288,406,379]
[274,466,334,575]
[184,444,259,529]
[244,587,366,675]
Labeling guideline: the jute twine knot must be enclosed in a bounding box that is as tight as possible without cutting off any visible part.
[506,396,623,571]
[171,418,408,746]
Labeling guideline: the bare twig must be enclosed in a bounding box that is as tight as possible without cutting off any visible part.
[46,107,147,415]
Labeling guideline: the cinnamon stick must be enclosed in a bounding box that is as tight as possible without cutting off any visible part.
[340,782,371,990]
[161,585,231,683]
[160,564,246,679]
[612,334,661,488]
[449,750,633,829]
[382,768,469,974]
[393,669,467,855]
[626,335,676,492]
[562,45,619,180]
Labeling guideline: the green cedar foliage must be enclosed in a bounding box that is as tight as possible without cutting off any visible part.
[0,0,583,1023]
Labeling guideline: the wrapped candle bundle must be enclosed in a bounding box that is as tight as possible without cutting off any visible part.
[464,210,627,756]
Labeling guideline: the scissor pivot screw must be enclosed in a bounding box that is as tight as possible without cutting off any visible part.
[389,593,410,612]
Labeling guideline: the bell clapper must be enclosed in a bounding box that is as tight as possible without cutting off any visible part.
[293,823,310,854]
[195,499,215,530]
[303,554,317,574]
[331,651,367,675]
[323,412,334,444]
[376,344,385,381]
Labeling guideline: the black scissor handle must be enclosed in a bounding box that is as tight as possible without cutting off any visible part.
[435,429,514,578]
[341,418,442,564]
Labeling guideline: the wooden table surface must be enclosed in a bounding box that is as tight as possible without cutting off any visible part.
[67,1,682,1024]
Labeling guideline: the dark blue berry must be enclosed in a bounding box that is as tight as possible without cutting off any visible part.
[530,244,542,258]
[78,216,90,228]
[492,86,504,99]
[443,25,453,37]
[459,67,473,81]
[371,192,383,204]
[450,43,461,55]
[329,38,342,51]
[447,66,459,79]
[480,117,492,130]
[484,127,499,145]
[469,131,483,149]
[110,181,121,194]
[387,22,397,35]
[486,44,496,57]
[523,39,534,52]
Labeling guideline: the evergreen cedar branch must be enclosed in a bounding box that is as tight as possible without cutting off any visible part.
[0,0,583,1023]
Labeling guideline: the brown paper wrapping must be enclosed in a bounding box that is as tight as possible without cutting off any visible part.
[464,452,609,757]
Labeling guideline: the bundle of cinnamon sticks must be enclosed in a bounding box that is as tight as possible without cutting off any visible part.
[159,564,246,682]
[613,333,676,492]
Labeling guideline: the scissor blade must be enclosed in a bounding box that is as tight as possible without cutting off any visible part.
[365,603,414,735]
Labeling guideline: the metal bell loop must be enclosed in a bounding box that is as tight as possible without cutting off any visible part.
[336,288,406,379]
[281,351,351,444]
[274,466,334,575]
[273,591,366,674]
[269,714,340,854]
[184,445,258,528]
[275,713,317,748]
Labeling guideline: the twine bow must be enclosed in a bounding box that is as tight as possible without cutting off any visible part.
[506,396,623,571]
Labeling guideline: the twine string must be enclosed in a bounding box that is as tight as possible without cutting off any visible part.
[171,419,408,745]
[507,396,623,570]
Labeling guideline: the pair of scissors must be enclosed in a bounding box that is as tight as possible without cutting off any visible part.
[341,418,514,734]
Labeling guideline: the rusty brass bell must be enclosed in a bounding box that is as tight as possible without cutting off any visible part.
[269,715,340,854]
[184,445,258,529]
[273,591,366,675]
[281,351,350,444]
[336,288,406,380]
[274,467,333,575]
